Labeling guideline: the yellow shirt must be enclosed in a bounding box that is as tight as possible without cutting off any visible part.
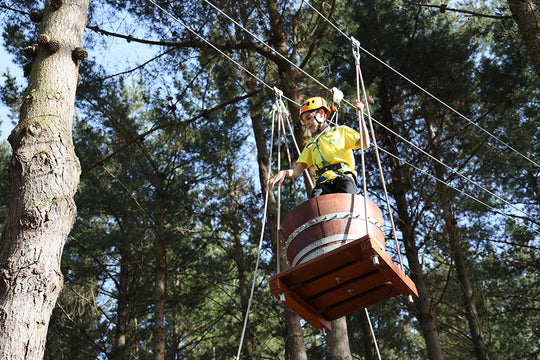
[297,126,361,183]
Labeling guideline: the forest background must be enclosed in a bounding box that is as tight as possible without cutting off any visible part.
[0,0,539,359]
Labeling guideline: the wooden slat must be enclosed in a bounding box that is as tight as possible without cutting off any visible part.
[292,256,377,299]
[307,271,388,310]
[268,278,332,332]
[269,234,419,331]
[322,284,401,320]
[361,238,419,299]
[275,234,372,287]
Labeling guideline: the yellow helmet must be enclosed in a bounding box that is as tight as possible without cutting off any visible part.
[299,97,331,119]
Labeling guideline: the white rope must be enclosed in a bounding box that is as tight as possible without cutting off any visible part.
[301,0,540,169]
[282,109,315,191]
[353,40,371,237]
[234,93,280,360]
[275,97,283,274]
[188,0,539,225]
[353,37,406,273]
[365,308,382,360]
[378,147,540,236]
[277,106,301,205]
[203,0,333,94]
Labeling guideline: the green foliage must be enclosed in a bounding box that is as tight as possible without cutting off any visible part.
[0,69,22,126]
[0,140,10,233]
[1,0,539,359]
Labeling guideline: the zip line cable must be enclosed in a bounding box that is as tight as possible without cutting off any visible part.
[148,0,537,224]
[145,0,299,106]
[234,97,280,360]
[189,0,539,224]
[378,146,540,236]
[145,1,539,353]
[202,0,332,93]
[301,0,540,169]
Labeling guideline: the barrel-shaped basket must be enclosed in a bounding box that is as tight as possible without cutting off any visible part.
[280,193,385,267]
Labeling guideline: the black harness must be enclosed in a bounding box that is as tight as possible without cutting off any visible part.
[315,162,356,184]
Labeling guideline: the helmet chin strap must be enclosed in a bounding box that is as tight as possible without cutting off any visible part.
[315,111,327,133]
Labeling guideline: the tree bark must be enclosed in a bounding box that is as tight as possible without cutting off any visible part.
[0,0,88,358]
[327,317,352,360]
[395,180,445,360]
[427,117,490,360]
[114,233,130,360]
[153,193,166,360]
[507,0,540,79]
[452,236,490,360]
[441,197,490,360]
[380,81,444,359]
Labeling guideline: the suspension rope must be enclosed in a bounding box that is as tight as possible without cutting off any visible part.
[353,37,406,272]
[353,40,371,237]
[275,92,284,274]
[278,106,301,205]
[301,0,540,169]
[202,0,332,94]
[184,0,539,226]
[282,107,315,191]
[234,90,283,360]
[365,308,383,360]
[378,147,540,236]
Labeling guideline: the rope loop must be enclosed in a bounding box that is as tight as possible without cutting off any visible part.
[351,36,361,64]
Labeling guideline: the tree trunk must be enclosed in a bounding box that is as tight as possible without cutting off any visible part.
[114,242,130,360]
[507,0,540,79]
[395,183,445,360]
[379,64,445,359]
[153,194,166,360]
[452,236,490,360]
[0,0,88,358]
[427,117,490,360]
[327,317,352,360]
[442,204,490,360]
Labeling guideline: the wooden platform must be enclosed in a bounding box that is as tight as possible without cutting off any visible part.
[269,234,418,332]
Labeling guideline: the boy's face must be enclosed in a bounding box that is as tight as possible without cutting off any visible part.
[301,109,325,132]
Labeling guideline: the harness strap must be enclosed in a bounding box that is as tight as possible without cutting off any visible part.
[315,162,356,183]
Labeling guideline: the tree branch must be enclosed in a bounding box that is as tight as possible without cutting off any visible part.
[402,1,512,19]
[81,89,262,176]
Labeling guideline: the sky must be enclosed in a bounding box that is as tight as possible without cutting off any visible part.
[0,44,21,139]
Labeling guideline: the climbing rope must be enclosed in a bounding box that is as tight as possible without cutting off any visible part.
[143,3,540,356]
[365,308,382,360]
[302,0,540,169]
[353,37,406,273]
[234,90,283,360]
[274,91,285,274]
[149,0,538,228]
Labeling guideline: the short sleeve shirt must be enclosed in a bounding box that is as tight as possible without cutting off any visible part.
[297,125,361,183]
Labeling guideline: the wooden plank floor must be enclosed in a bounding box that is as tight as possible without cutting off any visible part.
[269,234,418,332]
